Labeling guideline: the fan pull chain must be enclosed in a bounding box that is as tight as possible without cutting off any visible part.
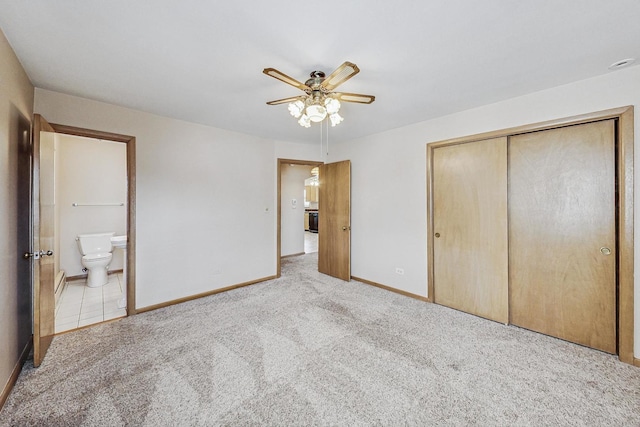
[318,119,330,160]
[319,119,323,159]
[325,119,329,157]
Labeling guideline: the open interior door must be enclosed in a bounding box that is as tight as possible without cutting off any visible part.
[31,114,56,367]
[318,160,351,281]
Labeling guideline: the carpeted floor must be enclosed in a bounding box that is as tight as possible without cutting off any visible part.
[1,253,639,426]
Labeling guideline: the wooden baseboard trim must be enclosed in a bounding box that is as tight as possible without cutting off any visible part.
[1,337,32,411]
[281,252,305,259]
[634,358,640,368]
[136,275,278,314]
[67,269,124,282]
[351,276,430,302]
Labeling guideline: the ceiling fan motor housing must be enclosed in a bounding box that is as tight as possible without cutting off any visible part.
[306,71,326,91]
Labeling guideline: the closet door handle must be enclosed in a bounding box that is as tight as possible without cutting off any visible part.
[600,247,611,255]
[435,233,441,238]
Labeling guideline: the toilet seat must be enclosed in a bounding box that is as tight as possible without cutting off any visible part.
[83,253,112,262]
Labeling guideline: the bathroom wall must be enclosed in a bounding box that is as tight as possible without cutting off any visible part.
[56,133,127,277]
[0,28,34,404]
[281,164,313,256]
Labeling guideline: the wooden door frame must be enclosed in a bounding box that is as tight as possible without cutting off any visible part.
[276,158,323,278]
[44,121,137,315]
[426,106,634,364]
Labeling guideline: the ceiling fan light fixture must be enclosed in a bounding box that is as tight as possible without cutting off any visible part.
[306,104,327,122]
[264,61,375,129]
[329,112,344,127]
[288,100,304,118]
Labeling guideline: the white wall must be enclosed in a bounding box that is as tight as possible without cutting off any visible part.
[281,165,313,256]
[56,133,127,276]
[275,140,321,162]
[34,89,319,308]
[331,65,640,357]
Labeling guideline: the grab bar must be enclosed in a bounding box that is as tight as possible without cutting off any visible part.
[72,202,124,207]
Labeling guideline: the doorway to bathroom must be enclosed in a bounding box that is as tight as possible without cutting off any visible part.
[32,115,136,367]
[53,132,127,333]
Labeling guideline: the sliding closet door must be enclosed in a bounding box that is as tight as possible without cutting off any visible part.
[509,120,616,353]
[432,137,508,323]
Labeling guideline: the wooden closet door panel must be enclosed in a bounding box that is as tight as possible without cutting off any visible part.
[433,137,508,323]
[509,120,616,353]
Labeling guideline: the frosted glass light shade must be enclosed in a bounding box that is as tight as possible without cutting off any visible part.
[306,104,327,122]
[329,112,343,127]
[298,114,311,128]
[325,98,341,114]
[286,96,344,127]
[288,100,305,118]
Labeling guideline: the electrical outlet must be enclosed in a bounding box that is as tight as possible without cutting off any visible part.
[395,267,405,275]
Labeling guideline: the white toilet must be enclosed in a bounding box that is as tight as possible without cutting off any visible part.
[76,232,115,287]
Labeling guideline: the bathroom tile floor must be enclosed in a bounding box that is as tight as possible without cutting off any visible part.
[55,273,126,333]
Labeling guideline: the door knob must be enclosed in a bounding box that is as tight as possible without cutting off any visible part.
[23,250,53,260]
[600,247,611,256]
[342,226,350,231]
[435,233,441,238]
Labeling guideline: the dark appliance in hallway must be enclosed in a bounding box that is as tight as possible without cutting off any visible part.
[308,211,318,233]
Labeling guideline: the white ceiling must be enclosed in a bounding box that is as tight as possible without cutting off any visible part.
[1,1,639,144]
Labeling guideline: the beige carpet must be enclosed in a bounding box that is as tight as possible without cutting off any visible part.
[1,253,639,426]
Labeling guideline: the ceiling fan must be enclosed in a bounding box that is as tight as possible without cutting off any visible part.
[263,61,375,127]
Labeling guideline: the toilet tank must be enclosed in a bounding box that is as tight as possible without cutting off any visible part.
[76,232,115,255]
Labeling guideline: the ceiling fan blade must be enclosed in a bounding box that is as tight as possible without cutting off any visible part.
[263,68,309,92]
[333,92,376,104]
[321,61,360,91]
[266,96,306,105]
